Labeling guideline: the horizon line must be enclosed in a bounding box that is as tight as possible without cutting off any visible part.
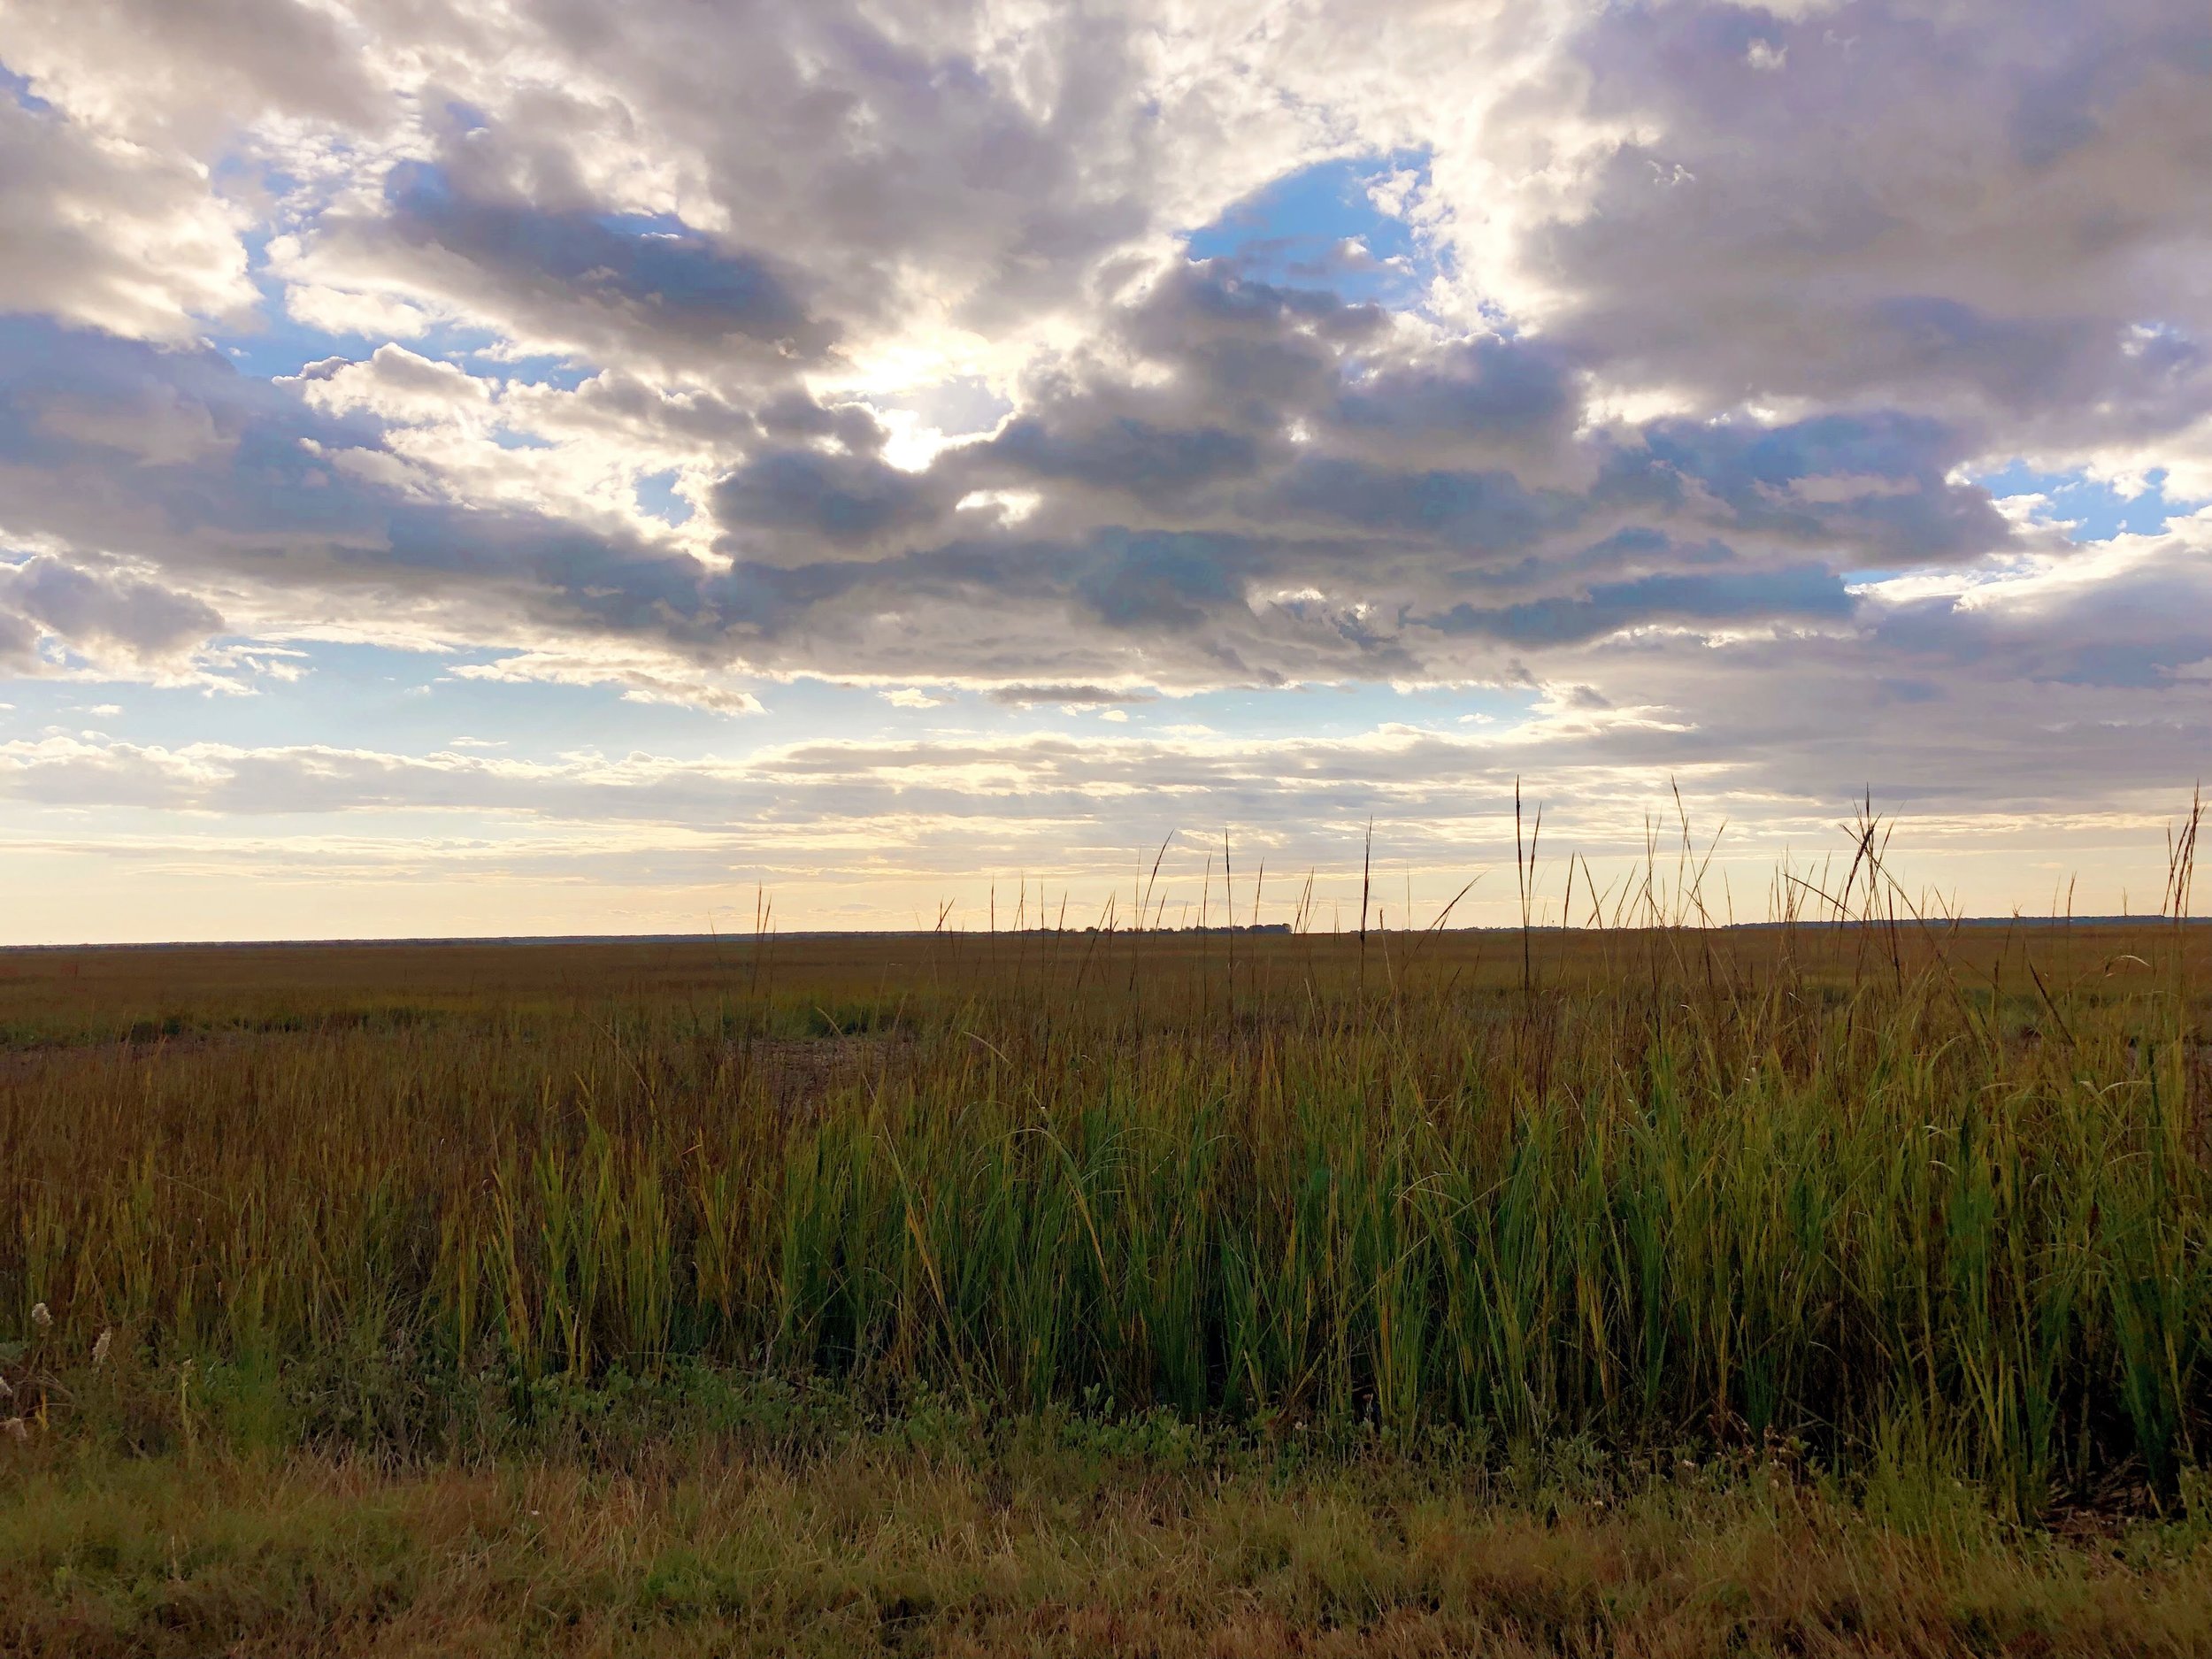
[4,916,2206,952]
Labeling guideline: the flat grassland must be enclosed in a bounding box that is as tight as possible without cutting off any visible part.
[4,913,2212,1655]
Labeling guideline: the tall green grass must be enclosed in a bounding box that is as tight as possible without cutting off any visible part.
[4,854,2208,1516]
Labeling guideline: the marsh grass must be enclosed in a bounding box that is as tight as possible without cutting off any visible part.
[3,811,2210,1531]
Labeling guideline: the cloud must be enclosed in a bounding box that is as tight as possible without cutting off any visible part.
[1325,336,1584,472]
[291,345,494,426]
[987,413,1263,498]
[0,317,738,673]
[1486,0,2212,456]
[231,0,1210,395]
[0,298,2030,703]
[295,157,834,379]
[447,651,765,715]
[0,556,224,662]
[0,94,254,341]
[1428,564,1855,647]
[0,0,2208,897]
[713,441,956,560]
[985,683,1158,708]
[0,0,378,146]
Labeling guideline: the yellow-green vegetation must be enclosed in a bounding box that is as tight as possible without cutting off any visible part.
[7,1401,2212,1657]
[3,856,2211,1652]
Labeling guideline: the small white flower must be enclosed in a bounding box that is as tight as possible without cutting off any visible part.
[90,1330,111,1368]
[28,1303,50,1330]
[0,1418,27,1442]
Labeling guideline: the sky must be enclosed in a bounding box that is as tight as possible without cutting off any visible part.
[0,0,2209,941]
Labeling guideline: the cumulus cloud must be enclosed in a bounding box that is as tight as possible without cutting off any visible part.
[1488,0,2212,450]
[291,345,493,426]
[0,95,254,341]
[0,0,378,146]
[0,557,224,662]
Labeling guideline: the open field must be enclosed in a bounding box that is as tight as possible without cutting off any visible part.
[4,895,2212,1653]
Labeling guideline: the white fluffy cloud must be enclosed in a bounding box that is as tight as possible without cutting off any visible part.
[0,96,254,341]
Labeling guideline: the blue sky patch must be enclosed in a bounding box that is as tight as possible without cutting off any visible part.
[1184,150,1438,308]
[1,62,54,114]
[1977,461,2202,541]
[636,469,694,526]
